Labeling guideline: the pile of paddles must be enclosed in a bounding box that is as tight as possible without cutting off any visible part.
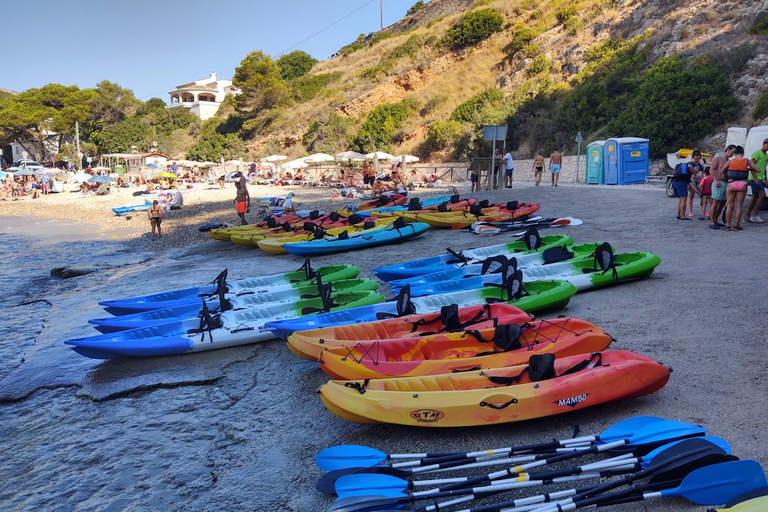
[274,229,666,427]
[313,416,768,512]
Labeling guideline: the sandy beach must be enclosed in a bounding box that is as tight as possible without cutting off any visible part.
[1,179,766,511]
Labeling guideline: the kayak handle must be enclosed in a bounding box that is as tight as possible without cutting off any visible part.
[479,396,519,409]
[451,366,482,373]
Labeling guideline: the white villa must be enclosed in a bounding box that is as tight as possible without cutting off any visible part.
[166,72,239,120]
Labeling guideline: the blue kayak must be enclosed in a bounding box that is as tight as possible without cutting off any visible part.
[372,233,574,282]
[89,278,378,333]
[386,243,603,290]
[112,204,151,216]
[283,221,430,256]
[99,264,360,315]
[366,195,452,214]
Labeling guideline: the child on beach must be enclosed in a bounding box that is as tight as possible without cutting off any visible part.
[699,171,713,220]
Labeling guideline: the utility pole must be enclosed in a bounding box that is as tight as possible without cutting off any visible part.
[75,121,81,169]
[380,0,383,30]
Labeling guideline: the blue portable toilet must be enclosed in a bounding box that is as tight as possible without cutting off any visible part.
[603,137,650,185]
[585,140,606,184]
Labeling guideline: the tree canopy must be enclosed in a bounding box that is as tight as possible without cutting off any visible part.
[277,50,318,80]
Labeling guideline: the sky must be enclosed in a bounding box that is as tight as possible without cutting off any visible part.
[2,0,423,101]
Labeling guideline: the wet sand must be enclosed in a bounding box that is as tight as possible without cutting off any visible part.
[1,181,766,511]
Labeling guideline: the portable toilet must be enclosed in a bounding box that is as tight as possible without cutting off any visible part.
[744,125,768,159]
[585,140,606,184]
[603,137,650,185]
[726,127,747,149]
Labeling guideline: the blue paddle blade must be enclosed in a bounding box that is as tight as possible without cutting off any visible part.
[642,436,732,468]
[626,419,707,446]
[336,474,408,498]
[598,416,667,443]
[317,445,387,471]
[662,460,768,505]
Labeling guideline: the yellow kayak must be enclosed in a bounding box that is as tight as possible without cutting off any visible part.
[256,217,396,254]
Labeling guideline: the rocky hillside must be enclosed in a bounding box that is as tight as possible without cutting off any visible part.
[252,0,768,158]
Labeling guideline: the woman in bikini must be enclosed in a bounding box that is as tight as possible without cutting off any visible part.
[147,200,165,238]
[532,150,545,186]
[722,145,761,231]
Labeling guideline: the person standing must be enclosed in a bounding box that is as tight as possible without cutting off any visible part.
[685,150,705,218]
[532,150,544,186]
[147,200,164,239]
[746,138,768,223]
[234,180,250,225]
[673,161,699,220]
[549,149,562,186]
[470,165,479,193]
[503,149,515,188]
[722,145,760,231]
[708,144,735,229]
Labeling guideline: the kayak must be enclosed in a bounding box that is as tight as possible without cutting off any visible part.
[66,289,386,359]
[385,243,603,290]
[256,217,396,254]
[402,248,661,296]
[99,262,360,316]
[208,214,299,241]
[318,350,671,427]
[112,204,151,216]
[372,232,574,282]
[228,213,373,247]
[357,193,408,211]
[317,317,613,379]
[365,195,452,216]
[282,221,431,256]
[371,196,478,218]
[266,278,577,340]
[90,278,379,333]
[395,202,540,229]
[286,303,533,361]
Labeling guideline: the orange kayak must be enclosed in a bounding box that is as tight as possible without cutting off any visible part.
[317,318,613,379]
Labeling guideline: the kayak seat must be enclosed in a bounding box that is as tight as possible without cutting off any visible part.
[542,246,574,264]
[582,242,618,279]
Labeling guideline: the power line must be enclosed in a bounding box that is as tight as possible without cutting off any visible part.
[276,0,377,57]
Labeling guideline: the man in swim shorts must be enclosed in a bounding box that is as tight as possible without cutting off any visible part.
[549,149,562,186]
[709,145,735,229]
[746,138,768,223]
[234,180,250,225]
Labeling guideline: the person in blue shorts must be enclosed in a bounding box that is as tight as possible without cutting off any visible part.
[673,161,699,220]
[709,145,735,229]
[549,149,562,186]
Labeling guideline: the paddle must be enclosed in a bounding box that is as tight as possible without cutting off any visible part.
[315,416,668,471]
[333,437,731,498]
[532,461,767,511]
[325,438,726,512]
[471,217,583,235]
[708,487,768,512]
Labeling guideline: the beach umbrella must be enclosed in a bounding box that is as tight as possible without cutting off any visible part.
[88,175,116,183]
[389,155,420,164]
[0,171,6,180]
[262,155,288,162]
[280,158,309,171]
[14,168,37,176]
[304,153,335,164]
[157,171,177,179]
[144,163,159,168]
[336,151,367,162]
[70,172,91,183]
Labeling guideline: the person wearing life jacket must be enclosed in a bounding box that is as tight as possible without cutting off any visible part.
[721,145,761,231]
[673,161,699,221]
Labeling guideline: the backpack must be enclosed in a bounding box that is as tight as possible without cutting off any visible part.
[674,162,688,181]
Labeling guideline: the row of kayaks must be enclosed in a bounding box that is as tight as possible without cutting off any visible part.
[66,233,660,360]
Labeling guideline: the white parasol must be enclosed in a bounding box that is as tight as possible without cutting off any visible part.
[365,151,395,175]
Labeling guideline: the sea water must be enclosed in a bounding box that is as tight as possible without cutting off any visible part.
[0,217,324,511]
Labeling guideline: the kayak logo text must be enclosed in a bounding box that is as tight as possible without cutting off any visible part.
[555,394,589,407]
[410,409,445,423]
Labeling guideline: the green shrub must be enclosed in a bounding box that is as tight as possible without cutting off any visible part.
[753,89,768,120]
[529,55,551,75]
[353,99,419,152]
[507,26,540,57]
[421,94,449,116]
[277,51,317,80]
[292,72,342,101]
[555,5,577,24]
[303,112,354,154]
[748,11,768,35]
[408,1,426,15]
[471,0,493,7]
[389,35,423,60]
[187,116,246,161]
[563,16,582,36]
[369,31,396,46]
[360,66,382,81]
[440,8,504,50]
[424,120,464,152]
[451,88,504,122]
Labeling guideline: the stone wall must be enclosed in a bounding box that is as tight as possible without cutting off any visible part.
[503,155,669,184]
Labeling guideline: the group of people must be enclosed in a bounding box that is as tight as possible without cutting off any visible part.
[469,148,562,192]
[672,139,768,231]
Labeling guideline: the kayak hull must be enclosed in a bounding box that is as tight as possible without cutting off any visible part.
[317,318,613,379]
[372,235,574,282]
[318,350,670,427]
[286,303,532,361]
[283,222,431,256]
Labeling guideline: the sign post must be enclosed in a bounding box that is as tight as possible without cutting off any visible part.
[575,132,584,183]
[483,125,508,190]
